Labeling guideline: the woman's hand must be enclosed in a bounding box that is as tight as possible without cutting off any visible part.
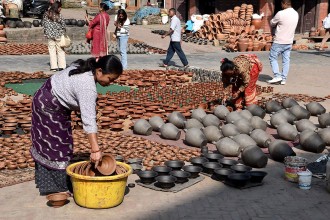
[90,150,102,162]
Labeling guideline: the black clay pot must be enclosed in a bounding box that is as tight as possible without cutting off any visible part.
[289,105,311,120]
[32,20,40,27]
[152,166,172,176]
[318,113,330,128]
[299,130,326,153]
[76,20,85,27]
[218,158,238,168]
[214,168,235,181]
[155,175,177,189]
[265,100,283,113]
[241,145,268,168]
[247,104,266,119]
[127,158,143,165]
[23,21,32,28]
[248,171,267,183]
[202,162,223,174]
[169,170,191,183]
[282,97,299,109]
[70,19,77,26]
[268,140,296,162]
[130,164,143,174]
[65,19,71,25]
[182,165,203,178]
[16,21,25,28]
[8,21,16,28]
[227,173,251,188]
[230,164,252,173]
[165,160,185,170]
[137,170,158,185]
[204,152,224,162]
[190,157,209,168]
[305,102,326,116]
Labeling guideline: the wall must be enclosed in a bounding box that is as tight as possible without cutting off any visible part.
[259,0,274,32]
[318,0,328,28]
[62,0,83,8]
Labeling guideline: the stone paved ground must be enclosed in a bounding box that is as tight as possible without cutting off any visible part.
[1,10,330,220]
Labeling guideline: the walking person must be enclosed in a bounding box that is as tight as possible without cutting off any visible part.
[160,8,188,68]
[319,13,330,51]
[114,9,130,69]
[85,3,110,59]
[220,54,263,110]
[43,2,66,72]
[267,0,298,85]
[30,55,123,195]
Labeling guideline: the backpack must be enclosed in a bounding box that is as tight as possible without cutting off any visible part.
[323,14,330,29]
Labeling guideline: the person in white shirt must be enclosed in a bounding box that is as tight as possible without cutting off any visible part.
[114,9,130,69]
[267,0,298,85]
[160,8,188,68]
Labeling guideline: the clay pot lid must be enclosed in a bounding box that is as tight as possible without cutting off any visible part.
[46,192,69,208]
[97,154,116,175]
[2,123,17,128]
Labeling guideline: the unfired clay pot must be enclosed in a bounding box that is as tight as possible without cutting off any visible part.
[185,118,204,129]
[214,137,242,157]
[318,113,330,128]
[148,116,165,132]
[232,134,257,149]
[203,125,223,143]
[168,111,186,129]
[289,105,311,120]
[295,119,317,132]
[277,123,299,141]
[221,124,240,137]
[318,128,330,145]
[225,111,243,124]
[305,102,326,116]
[233,118,253,134]
[265,100,283,113]
[282,98,299,109]
[134,119,153,136]
[277,109,297,124]
[250,116,268,131]
[185,128,208,147]
[202,114,221,127]
[160,123,181,140]
[241,145,268,168]
[268,140,296,162]
[213,105,229,120]
[270,112,288,128]
[247,104,266,119]
[250,129,272,148]
[299,130,326,153]
[191,108,207,122]
[240,110,253,120]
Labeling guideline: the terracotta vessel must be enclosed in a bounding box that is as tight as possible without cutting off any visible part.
[247,104,266,119]
[252,19,262,29]
[250,116,268,131]
[202,114,221,127]
[160,123,181,140]
[148,116,164,132]
[202,125,223,143]
[265,100,283,113]
[250,129,272,148]
[225,111,243,124]
[277,109,297,124]
[299,130,326,153]
[318,128,330,145]
[289,105,311,120]
[133,119,153,136]
[184,118,204,129]
[241,145,268,168]
[295,119,317,132]
[270,112,289,128]
[233,118,253,134]
[191,108,207,122]
[213,105,229,120]
[282,98,299,109]
[239,110,253,120]
[268,140,296,162]
[168,111,186,129]
[305,102,326,116]
[318,113,330,128]
[232,134,257,149]
[184,128,208,147]
[221,124,240,137]
[277,123,299,141]
[214,137,242,157]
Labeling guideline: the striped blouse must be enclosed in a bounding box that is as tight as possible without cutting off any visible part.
[115,15,130,37]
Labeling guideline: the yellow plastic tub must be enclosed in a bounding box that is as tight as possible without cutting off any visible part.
[66,161,132,209]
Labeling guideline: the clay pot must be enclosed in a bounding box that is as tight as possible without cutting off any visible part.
[225,111,243,124]
[213,105,230,120]
[305,102,326,116]
[277,109,297,124]
[299,130,326,153]
[237,42,248,52]
[202,114,221,127]
[289,105,311,120]
[184,128,208,147]
[250,116,268,131]
[202,162,223,174]
[233,118,253,134]
[232,134,257,149]
[32,20,40,27]
[133,119,153,136]
[282,98,299,109]
[241,145,268,168]
[184,118,204,129]
[148,116,164,132]
[191,108,207,122]
[265,100,283,113]
[239,110,253,120]
[76,20,86,27]
[246,104,266,119]
[295,119,317,132]
[250,129,272,148]
[202,125,223,143]
[221,124,240,137]
[318,113,330,128]
[168,111,186,129]
[277,123,299,141]
[268,140,296,162]
[270,112,289,128]
[46,193,69,208]
[160,123,181,140]
[265,42,272,51]
[318,128,330,145]
[252,19,262,29]
[214,137,242,157]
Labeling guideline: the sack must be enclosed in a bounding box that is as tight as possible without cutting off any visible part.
[323,15,330,29]
[86,29,93,40]
[56,34,71,48]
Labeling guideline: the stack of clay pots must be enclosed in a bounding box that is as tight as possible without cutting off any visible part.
[0,24,7,43]
[0,43,48,55]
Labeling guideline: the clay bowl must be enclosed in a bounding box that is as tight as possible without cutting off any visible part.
[169,170,191,184]
[130,163,143,174]
[227,173,251,188]
[202,162,223,174]
[46,192,69,208]
[214,168,235,181]
[204,153,224,162]
[248,171,267,183]
[127,158,143,165]
[155,175,177,189]
[218,158,238,168]
[189,157,209,168]
[230,164,252,173]
[96,154,117,175]
[137,170,158,184]
[182,165,203,178]
[164,160,185,170]
[152,166,172,176]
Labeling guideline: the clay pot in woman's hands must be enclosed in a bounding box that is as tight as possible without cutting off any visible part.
[191,108,207,122]
[299,130,326,153]
[241,145,268,168]
[305,102,326,116]
[184,128,207,147]
[213,105,229,120]
[133,119,153,136]
[202,114,221,127]
[295,119,317,132]
[160,123,181,140]
[202,125,223,143]
[268,140,296,162]
[214,137,242,157]
[277,123,299,141]
[168,111,186,129]
[148,116,164,132]
[250,129,272,148]
[184,118,204,129]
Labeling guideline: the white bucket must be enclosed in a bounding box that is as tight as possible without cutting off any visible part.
[297,171,312,190]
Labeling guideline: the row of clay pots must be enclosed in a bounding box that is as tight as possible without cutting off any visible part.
[224,32,273,52]
[0,43,48,55]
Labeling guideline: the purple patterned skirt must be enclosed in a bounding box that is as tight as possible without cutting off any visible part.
[30,78,73,171]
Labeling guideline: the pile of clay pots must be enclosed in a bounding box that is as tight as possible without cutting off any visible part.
[0,43,48,55]
[196,4,254,41]
[0,24,7,43]
[5,20,33,29]
[64,19,86,27]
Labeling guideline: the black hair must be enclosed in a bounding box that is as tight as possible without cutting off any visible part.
[220,58,235,72]
[117,9,128,26]
[282,0,291,5]
[69,55,123,77]
[47,2,62,22]
[100,2,110,11]
[169,8,176,14]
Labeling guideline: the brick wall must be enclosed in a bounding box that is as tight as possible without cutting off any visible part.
[259,0,274,32]
[5,26,88,43]
[318,0,328,28]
